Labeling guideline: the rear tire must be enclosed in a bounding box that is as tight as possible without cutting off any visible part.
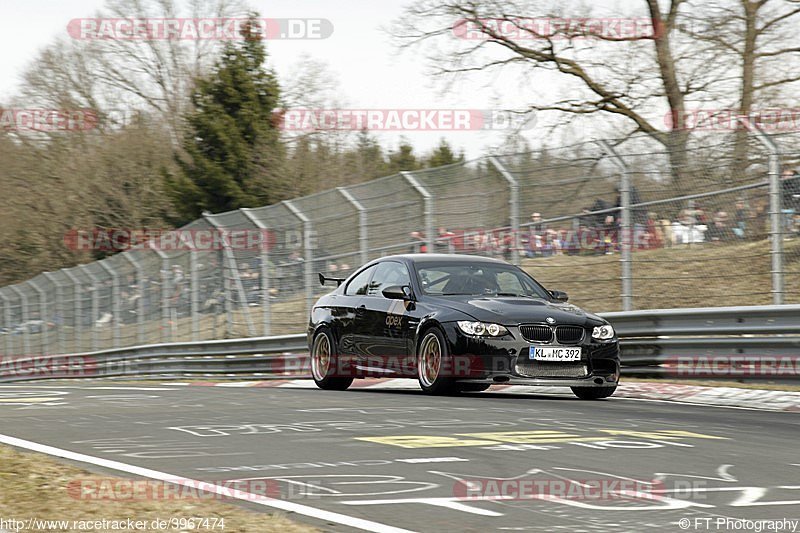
[311,329,353,391]
[571,386,616,400]
[417,328,456,395]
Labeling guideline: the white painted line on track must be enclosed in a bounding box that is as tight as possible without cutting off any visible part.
[0,385,82,388]
[395,457,470,464]
[85,387,175,391]
[278,380,317,388]
[0,433,417,533]
[0,385,172,390]
[606,396,800,412]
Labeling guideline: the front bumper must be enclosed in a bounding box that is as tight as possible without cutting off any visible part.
[455,377,617,388]
[440,322,620,388]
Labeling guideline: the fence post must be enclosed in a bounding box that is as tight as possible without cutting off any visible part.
[489,156,521,265]
[337,187,369,265]
[62,269,83,351]
[202,217,233,337]
[42,272,64,355]
[80,266,101,351]
[0,290,12,356]
[173,232,201,342]
[283,200,315,319]
[203,215,256,337]
[241,208,271,336]
[99,262,121,348]
[597,141,633,312]
[122,254,145,345]
[401,171,435,253]
[189,250,199,341]
[147,243,173,343]
[27,280,48,356]
[740,118,784,304]
[9,286,30,355]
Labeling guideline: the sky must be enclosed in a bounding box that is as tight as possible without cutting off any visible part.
[0,0,561,158]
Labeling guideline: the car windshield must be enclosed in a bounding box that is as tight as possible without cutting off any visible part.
[415,261,551,298]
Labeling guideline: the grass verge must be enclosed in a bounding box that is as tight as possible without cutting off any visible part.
[0,444,317,533]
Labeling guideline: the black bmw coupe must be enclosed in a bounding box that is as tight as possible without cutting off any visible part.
[307,254,620,399]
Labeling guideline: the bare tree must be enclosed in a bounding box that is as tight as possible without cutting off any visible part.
[681,0,800,172]
[18,0,248,145]
[393,0,795,188]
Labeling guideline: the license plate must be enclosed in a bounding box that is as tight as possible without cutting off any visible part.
[530,346,582,361]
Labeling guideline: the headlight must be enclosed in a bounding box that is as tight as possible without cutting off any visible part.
[457,321,509,337]
[592,324,615,340]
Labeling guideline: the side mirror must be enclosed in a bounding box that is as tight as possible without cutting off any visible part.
[549,290,569,302]
[382,285,413,300]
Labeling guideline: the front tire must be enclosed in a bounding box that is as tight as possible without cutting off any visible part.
[417,328,456,394]
[311,329,353,391]
[571,386,616,400]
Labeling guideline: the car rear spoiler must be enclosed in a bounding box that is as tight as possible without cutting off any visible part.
[318,273,345,287]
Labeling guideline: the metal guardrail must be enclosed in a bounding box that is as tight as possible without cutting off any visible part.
[1,306,798,383]
[0,335,309,383]
[607,305,800,379]
[605,305,800,337]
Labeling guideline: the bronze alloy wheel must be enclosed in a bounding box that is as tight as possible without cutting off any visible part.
[311,329,353,391]
[418,331,442,388]
[311,332,331,381]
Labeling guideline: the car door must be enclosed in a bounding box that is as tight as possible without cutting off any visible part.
[354,261,417,376]
[336,264,377,358]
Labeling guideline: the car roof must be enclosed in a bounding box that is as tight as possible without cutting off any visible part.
[379,254,508,265]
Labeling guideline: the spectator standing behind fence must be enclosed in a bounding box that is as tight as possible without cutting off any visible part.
[615,186,646,224]
[673,200,707,244]
[409,231,427,253]
[645,212,663,249]
[240,264,260,305]
[500,229,513,261]
[286,250,304,292]
[782,167,800,238]
[585,199,610,228]
[530,212,544,234]
[576,208,591,231]
[707,211,734,243]
[436,227,456,253]
[733,198,750,238]
[602,215,618,254]
[170,265,184,299]
[525,213,544,257]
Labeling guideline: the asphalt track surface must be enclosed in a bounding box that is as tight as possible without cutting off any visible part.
[1,382,800,533]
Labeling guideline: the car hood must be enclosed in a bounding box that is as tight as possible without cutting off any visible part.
[427,295,604,326]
